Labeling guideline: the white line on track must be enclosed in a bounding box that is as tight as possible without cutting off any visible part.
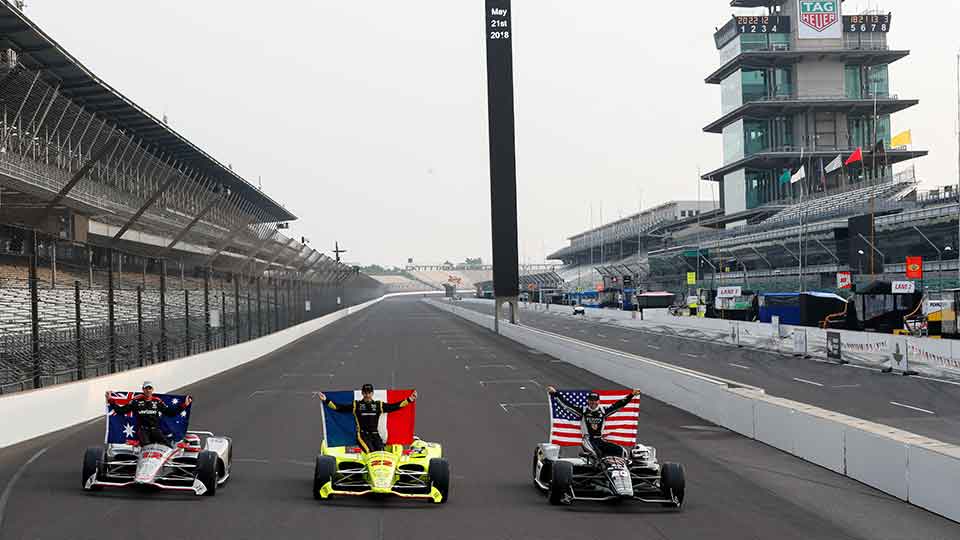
[647,344,661,350]
[792,377,824,387]
[598,334,607,338]
[729,363,751,370]
[683,353,701,358]
[480,379,542,388]
[832,384,861,389]
[890,401,936,415]
[909,375,960,387]
[465,364,516,370]
[0,447,47,530]
[499,402,547,413]
[620,339,630,343]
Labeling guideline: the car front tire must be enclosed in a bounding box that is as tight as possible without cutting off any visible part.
[81,447,103,491]
[196,450,218,496]
[660,462,685,509]
[313,455,336,501]
[548,461,573,505]
[428,458,450,504]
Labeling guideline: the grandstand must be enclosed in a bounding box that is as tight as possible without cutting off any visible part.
[546,3,951,299]
[368,274,433,293]
[0,5,380,393]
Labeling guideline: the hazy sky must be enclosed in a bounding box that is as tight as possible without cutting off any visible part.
[25,1,960,266]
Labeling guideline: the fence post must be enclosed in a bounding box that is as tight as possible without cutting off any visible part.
[246,290,252,342]
[274,278,280,332]
[137,286,144,367]
[204,268,211,352]
[107,248,116,373]
[287,276,293,327]
[159,259,167,361]
[29,230,41,388]
[75,280,84,380]
[256,277,262,338]
[234,274,240,345]
[185,289,191,356]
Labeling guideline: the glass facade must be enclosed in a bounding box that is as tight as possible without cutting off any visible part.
[723,121,745,164]
[740,33,790,52]
[741,117,793,157]
[740,67,793,103]
[845,64,889,99]
[848,115,891,148]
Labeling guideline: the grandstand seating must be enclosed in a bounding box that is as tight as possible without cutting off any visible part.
[762,181,915,225]
[408,270,492,289]
[368,275,432,292]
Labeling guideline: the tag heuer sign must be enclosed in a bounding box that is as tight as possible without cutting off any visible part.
[798,0,841,39]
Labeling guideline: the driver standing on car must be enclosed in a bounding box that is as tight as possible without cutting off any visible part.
[104,381,192,448]
[315,384,417,453]
[547,386,640,460]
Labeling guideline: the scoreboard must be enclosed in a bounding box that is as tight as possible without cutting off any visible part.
[843,13,892,33]
[735,15,791,34]
[714,15,790,49]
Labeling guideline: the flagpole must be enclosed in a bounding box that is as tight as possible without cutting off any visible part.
[956,51,960,287]
[799,147,804,293]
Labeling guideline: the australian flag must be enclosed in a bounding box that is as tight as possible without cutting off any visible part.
[105,391,192,445]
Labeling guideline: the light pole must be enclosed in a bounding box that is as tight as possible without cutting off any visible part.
[947,246,954,292]
[912,226,942,296]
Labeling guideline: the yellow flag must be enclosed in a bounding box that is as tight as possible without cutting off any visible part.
[891,130,912,148]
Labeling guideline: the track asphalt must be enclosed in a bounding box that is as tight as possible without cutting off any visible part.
[0,297,956,539]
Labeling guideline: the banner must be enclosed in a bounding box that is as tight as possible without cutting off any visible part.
[687,272,697,285]
[892,281,916,294]
[906,256,923,279]
[797,0,842,39]
[717,286,742,299]
[836,271,852,289]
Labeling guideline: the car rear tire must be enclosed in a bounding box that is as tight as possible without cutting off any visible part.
[82,447,102,491]
[548,461,573,505]
[196,450,218,496]
[313,455,336,501]
[660,462,685,508]
[428,458,450,504]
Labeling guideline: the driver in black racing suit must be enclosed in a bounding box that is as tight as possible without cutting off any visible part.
[316,384,417,453]
[104,381,192,447]
[547,386,640,460]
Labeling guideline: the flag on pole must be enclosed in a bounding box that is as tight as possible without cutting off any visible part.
[549,390,639,447]
[845,147,863,166]
[778,169,791,184]
[824,154,843,174]
[790,165,806,184]
[891,130,912,148]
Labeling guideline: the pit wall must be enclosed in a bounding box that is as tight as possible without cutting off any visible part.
[461,298,960,380]
[428,299,960,523]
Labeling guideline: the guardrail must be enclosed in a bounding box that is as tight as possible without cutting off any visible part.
[427,298,960,523]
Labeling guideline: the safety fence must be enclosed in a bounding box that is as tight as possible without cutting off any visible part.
[0,225,382,394]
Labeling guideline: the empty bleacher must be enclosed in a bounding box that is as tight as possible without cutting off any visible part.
[369,275,432,293]
[762,181,916,225]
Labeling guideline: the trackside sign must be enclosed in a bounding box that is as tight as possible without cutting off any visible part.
[798,1,841,39]
[892,281,916,294]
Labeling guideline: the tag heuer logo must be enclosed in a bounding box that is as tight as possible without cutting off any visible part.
[799,1,839,32]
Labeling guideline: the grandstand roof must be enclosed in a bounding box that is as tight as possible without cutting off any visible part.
[0,3,295,222]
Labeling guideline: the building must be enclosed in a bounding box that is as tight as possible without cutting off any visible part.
[704,0,926,226]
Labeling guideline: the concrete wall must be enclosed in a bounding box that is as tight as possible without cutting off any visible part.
[428,298,960,523]
[0,294,397,450]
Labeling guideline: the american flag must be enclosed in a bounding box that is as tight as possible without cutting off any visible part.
[549,390,639,447]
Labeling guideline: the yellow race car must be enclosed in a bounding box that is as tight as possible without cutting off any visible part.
[313,438,450,503]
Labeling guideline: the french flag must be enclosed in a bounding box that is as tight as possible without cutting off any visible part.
[321,388,416,447]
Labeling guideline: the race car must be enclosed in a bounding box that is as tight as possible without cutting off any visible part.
[532,442,685,508]
[313,438,450,503]
[573,305,586,316]
[82,391,232,496]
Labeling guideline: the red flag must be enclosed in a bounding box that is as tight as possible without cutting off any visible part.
[906,257,923,280]
[845,147,863,166]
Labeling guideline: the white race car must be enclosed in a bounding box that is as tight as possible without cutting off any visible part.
[572,305,586,316]
[83,420,232,496]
